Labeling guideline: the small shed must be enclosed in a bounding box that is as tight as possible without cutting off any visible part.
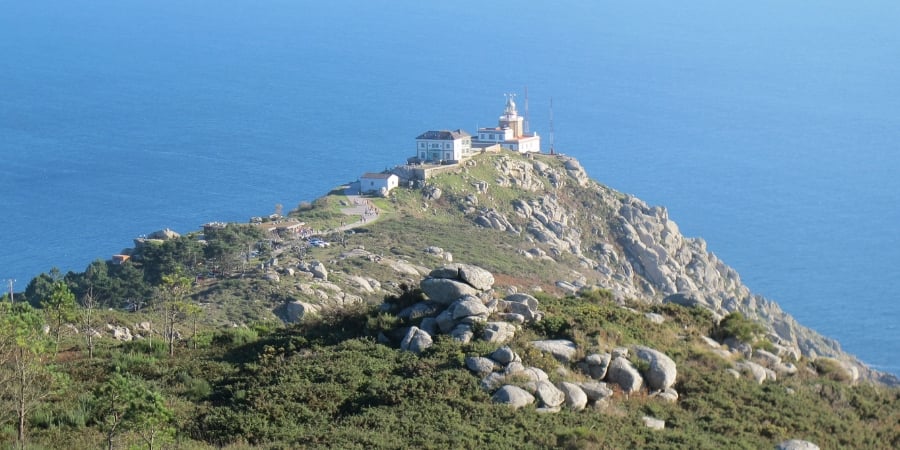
[360,173,399,196]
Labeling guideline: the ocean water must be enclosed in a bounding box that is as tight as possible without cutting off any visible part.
[1,0,898,375]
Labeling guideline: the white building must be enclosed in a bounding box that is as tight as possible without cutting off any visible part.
[360,172,399,196]
[473,95,541,153]
[414,129,472,163]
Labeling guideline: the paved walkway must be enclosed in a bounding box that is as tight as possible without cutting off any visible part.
[334,182,380,232]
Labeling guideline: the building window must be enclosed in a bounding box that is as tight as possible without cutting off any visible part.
[445,143,450,149]
[420,152,425,158]
[419,142,425,148]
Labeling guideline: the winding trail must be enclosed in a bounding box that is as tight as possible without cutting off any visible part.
[334,182,380,233]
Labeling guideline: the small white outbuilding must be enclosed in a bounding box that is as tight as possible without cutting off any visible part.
[359,172,399,196]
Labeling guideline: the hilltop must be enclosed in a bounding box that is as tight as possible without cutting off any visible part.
[3,151,898,449]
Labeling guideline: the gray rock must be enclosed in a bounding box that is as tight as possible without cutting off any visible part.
[581,353,612,380]
[662,292,704,308]
[106,324,133,341]
[555,281,578,294]
[534,380,565,408]
[450,324,473,343]
[455,264,495,291]
[505,293,540,310]
[504,361,526,377]
[642,416,665,430]
[492,385,534,409]
[451,296,490,320]
[578,381,613,401]
[481,372,506,391]
[521,366,549,382]
[496,313,526,324]
[484,322,517,343]
[606,357,643,394]
[465,356,496,376]
[500,300,539,322]
[530,339,577,363]
[612,347,629,358]
[700,335,722,348]
[436,309,455,334]
[420,278,478,305]
[400,326,433,354]
[283,301,321,323]
[557,382,588,411]
[775,440,820,450]
[775,362,799,375]
[309,261,328,280]
[634,346,678,391]
[725,368,741,379]
[736,360,768,384]
[397,302,443,321]
[491,346,520,365]
[653,388,679,403]
[419,317,437,336]
[724,337,753,357]
[645,312,665,324]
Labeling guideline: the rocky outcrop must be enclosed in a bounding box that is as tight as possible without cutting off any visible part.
[776,440,820,450]
[578,381,613,401]
[492,385,534,409]
[376,264,545,350]
[557,382,588,411]
[281,301,320,323]
[420,278,479,305]
[400,326,433,354]
[579,353,612,380]
[530,340,577,363]
[606,357,643,394]
[105,324,133,341]
[634,346,677,391]
[533,380,565,408]
[459,154,885,384]
[642,416,665,430]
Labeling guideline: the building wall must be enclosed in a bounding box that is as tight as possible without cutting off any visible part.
[361,175,399,193]
[416,137,469,162]
[477,128,514,143]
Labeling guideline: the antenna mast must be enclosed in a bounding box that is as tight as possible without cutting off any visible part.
[5,278,14,303]
[524,86,530,134]
[549,97,555,155]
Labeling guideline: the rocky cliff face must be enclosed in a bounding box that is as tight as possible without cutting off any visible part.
[452,154,894,385]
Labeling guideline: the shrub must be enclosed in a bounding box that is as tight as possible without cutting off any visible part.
[712,312,764,343]
[212,327,260,347]
[528,315,572,340]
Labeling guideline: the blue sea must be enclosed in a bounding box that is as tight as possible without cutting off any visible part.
[2,0,898,375]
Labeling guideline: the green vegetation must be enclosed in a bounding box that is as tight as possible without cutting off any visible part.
[0,288,896,449]
[1,152,897,448]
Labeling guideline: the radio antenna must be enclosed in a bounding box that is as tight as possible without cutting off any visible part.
[549,97,555,155]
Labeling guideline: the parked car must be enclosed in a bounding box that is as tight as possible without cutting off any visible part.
[309,239,330,248]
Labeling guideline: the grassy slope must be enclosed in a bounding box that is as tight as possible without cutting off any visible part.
[11,152,899,449]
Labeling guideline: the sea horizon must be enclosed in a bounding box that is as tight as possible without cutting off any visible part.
[2,0,897,375]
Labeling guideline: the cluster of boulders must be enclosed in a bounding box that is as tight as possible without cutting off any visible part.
[65,321,158,342]
[699,335,807,384]
[467,341,680,413]
[378,264,543,352]
[470,346,611,412]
